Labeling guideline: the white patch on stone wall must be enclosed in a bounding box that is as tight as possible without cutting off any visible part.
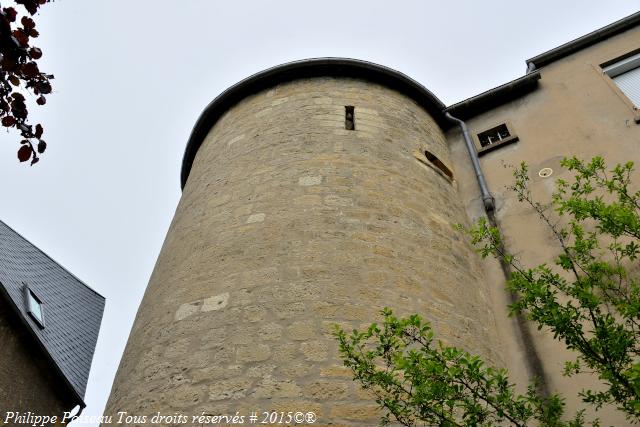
[202,292,230,312]
[271,97,289,106]
[246,213,266,224]
[255,108,272,118]
[176,292,230,321]
[298,176,322,186]
[175,301,201,321]
[227,134,245,147]
[324,195,353,207]
[429,213,450,227]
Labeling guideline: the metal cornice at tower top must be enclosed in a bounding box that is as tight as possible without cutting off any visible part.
[180,58,448,190]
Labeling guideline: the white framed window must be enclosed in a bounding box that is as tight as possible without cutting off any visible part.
[603,52,640,108]
[475,122,519,155]
[24,285,45,328]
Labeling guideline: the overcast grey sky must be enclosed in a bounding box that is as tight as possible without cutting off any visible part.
[0,1,638,424]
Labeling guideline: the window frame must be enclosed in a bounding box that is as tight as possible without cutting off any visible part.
[474,121,519,156]
[600,50,640,122]
[23,284,45,329]
[602,52,640,79]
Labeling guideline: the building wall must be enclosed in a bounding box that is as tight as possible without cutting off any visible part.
[0,297,74,426]
[105,77,502,425]
[446,25,640,426]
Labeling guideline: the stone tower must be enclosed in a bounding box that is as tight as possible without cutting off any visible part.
[104,59,501,425]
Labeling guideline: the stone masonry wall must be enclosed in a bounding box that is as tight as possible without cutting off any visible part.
[104,77,502,426]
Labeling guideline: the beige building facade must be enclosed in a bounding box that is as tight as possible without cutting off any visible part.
[446,13,640,425]
[105,12,640,426]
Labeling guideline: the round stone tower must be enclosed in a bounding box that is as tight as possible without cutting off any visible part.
[105,59,501,425]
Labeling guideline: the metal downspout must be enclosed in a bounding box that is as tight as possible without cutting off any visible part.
[444,112,549,397]
[445,113,495,211]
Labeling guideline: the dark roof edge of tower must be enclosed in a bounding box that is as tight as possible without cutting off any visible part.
[444,71,541,120]
[526,11,640,70]
[180,58,447,189]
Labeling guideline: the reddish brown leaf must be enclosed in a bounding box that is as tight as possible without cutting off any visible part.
[37,81,51,94]
[13,110,26,120]
[4,7,17,22]
[12,29,28,46]
[2,0,52,166]
[16,0,39,15]
[21,16,34,29]
[2,116,15,127]
[11,100,27,119]
[22,61,38,77]
[17,144,31,162]
[1,56,16,72]
[28,47,42,59]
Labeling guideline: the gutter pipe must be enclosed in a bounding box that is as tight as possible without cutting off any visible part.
[444,111,550,397]
[444,112,495,212]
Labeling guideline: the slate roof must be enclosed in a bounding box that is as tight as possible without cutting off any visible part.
[0,220,105,404]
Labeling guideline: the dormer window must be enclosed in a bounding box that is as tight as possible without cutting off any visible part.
[25,285,45,328]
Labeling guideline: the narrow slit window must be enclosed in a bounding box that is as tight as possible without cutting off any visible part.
[345,106,355,130]
[424,151,453,180]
